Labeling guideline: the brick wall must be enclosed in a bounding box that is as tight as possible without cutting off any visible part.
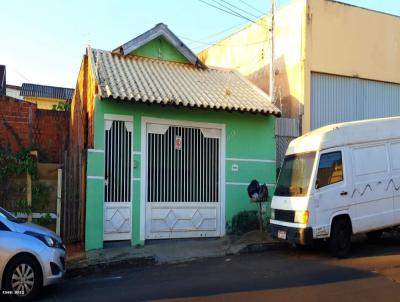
[34,109,69,163]
[0,95,69,163]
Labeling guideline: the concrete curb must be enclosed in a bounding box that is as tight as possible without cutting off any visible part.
[238,241,289,254]
[66,241,286,278]
[66,256,156,278]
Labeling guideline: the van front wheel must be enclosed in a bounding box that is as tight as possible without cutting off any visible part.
[330,219,352,258]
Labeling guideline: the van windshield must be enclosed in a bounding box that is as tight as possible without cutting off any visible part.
[275,152,316,197]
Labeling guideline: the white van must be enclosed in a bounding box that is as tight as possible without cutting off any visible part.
[269,117,400,257]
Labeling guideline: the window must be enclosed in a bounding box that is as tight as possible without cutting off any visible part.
[0,221,10,231]
[316,151,343,189]
[0,207,20,223]
[275,152,316,197]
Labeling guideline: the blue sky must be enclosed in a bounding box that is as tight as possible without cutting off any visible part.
[1,0,399,88]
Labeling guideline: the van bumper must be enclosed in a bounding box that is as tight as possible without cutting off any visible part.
[269,223,313,245]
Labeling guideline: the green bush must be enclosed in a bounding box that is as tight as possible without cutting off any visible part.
[228,210,260,235]
[15,199,32,216]
[32,182,50,212]
[36,213,53,226]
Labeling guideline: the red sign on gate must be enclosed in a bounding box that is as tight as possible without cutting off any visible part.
[175,135,182,150]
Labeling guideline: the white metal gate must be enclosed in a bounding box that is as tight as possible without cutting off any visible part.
[104,117,132,241]
[145,123,221,239]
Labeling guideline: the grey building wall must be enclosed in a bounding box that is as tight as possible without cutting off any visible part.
[311,73,400,130]
[275,117,299,168]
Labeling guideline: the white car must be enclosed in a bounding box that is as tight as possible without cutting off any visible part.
[270,117,400,257]
[0,207,66,300]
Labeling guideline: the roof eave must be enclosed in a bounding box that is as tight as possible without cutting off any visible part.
[112,23,205,68]
[100,95,281,117]
[86,46,103,97]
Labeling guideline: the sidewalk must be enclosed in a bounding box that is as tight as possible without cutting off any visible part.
[66,230,286,277]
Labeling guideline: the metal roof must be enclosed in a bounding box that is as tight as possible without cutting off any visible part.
[112,23,203,67]
[20,83,74,101]
[89,48,280,116]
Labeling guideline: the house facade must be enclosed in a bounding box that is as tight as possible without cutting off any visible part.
[6,84,23,101]
[20,83,74,110]
[199,0,400,137]
[71,24,280,250]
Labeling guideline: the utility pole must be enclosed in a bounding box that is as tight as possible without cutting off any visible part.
[269,0,276,104]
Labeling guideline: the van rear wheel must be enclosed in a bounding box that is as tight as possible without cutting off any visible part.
[330,218,352,258]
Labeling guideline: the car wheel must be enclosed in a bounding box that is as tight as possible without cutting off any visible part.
[366,230,383,243]
[330,218,352,258]
[4,255,42,301]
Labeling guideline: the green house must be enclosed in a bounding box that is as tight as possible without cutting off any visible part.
[71,23,280,251]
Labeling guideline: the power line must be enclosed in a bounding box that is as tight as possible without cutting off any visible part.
[210,0,264,24]
[180,35,268,47]
[202,0,256,23]
[198,0,263,26]
[236,0,265,15]
[219,0,261,19]
[187,21,248,45]
[13,69,31,83]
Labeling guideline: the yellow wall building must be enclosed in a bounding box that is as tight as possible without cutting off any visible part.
[199,0,400,134]
[23,96,67,110]
[20,83,74,110]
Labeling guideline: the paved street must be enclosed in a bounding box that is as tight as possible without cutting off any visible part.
[38,236,400,302]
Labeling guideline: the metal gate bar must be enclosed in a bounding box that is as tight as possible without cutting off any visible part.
[147,126,219,203]
[105,121,131,202]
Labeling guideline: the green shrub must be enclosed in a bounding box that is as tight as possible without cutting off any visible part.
[36,213,53,226]
[228,210,260,235]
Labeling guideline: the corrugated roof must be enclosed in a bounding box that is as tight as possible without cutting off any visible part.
[90,48,280,116]
[20,83,74,101]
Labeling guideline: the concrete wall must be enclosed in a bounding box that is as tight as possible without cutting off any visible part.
[303,0,400,132]
[199,0,400,134]
[85,100,276,250]
[198,0,306,119]
[308,0,400,83]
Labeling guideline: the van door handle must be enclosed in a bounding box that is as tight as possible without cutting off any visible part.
[340,191,348,196]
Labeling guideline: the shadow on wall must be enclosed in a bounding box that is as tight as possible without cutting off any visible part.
[199,51,302,119]
[245,55,302,119]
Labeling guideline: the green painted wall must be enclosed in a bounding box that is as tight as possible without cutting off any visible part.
[130,36,190,64]
[85,177,104,250]
[85,99,276,251]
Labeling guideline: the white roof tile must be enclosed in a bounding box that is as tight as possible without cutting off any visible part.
[90,48,281,116]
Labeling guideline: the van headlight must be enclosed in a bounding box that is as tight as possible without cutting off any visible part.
[294,211,309,224]
[270,209,275,220]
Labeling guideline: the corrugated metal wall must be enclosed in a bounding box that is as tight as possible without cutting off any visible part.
[275,118,300,168]
[311,73,400,129]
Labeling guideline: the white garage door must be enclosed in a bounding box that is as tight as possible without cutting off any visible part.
[145,122,222,239]
[311,73,400,130]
